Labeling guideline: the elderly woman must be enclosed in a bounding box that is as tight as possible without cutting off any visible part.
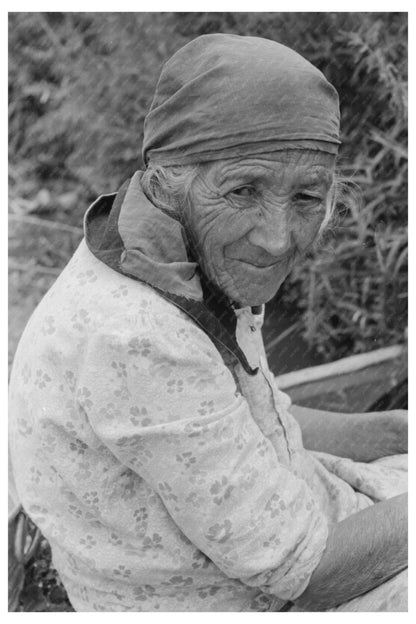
[9,34,407,612]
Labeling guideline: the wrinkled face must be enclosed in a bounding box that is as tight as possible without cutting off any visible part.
[182,150,336,307]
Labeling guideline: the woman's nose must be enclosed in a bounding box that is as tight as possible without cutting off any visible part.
[248,209,293,258]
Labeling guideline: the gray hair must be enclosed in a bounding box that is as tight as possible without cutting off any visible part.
[140,163,200,216]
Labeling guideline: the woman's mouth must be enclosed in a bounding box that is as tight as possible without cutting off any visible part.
[230,254,291,269]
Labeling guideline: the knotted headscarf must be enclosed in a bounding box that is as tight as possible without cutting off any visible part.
[142,33,341,166]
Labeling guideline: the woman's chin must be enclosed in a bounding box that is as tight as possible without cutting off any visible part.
[210,266,286,308]
[226,283,283,308]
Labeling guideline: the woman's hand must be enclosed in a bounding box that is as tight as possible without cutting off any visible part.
[344,409,408,461]
[290,405,408,462]
[366,409,408,457]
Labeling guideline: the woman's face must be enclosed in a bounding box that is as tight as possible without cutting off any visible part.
[183,150,336,306]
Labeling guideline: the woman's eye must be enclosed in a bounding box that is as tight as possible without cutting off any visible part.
[293,192,322,205]
[229,186,255,197]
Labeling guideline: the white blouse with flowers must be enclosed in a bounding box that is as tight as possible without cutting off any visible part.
[9,240,407,612]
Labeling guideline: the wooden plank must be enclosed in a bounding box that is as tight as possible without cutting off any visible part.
[276,345,406,390]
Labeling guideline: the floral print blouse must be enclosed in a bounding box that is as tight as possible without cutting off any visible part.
[9,240,407,612]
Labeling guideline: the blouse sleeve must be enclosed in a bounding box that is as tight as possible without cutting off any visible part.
[78,309,328,602]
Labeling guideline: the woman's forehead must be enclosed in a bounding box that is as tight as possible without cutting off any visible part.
[203,151,336,185]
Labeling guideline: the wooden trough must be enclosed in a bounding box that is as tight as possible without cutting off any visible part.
[275,344,407,413]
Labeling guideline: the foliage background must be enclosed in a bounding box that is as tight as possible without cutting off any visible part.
[8,11,408,611]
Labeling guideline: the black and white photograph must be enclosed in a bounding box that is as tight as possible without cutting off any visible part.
[8,10,408,613]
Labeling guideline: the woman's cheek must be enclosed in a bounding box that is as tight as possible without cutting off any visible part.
[293,214,323,252]
[201,241,229,285]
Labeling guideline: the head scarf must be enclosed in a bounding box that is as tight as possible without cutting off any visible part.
[142,33,341,166]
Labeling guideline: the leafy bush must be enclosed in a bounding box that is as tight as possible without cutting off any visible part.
[285,13,408,358]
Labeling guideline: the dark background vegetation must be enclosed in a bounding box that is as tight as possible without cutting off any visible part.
[8,11,407,611]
